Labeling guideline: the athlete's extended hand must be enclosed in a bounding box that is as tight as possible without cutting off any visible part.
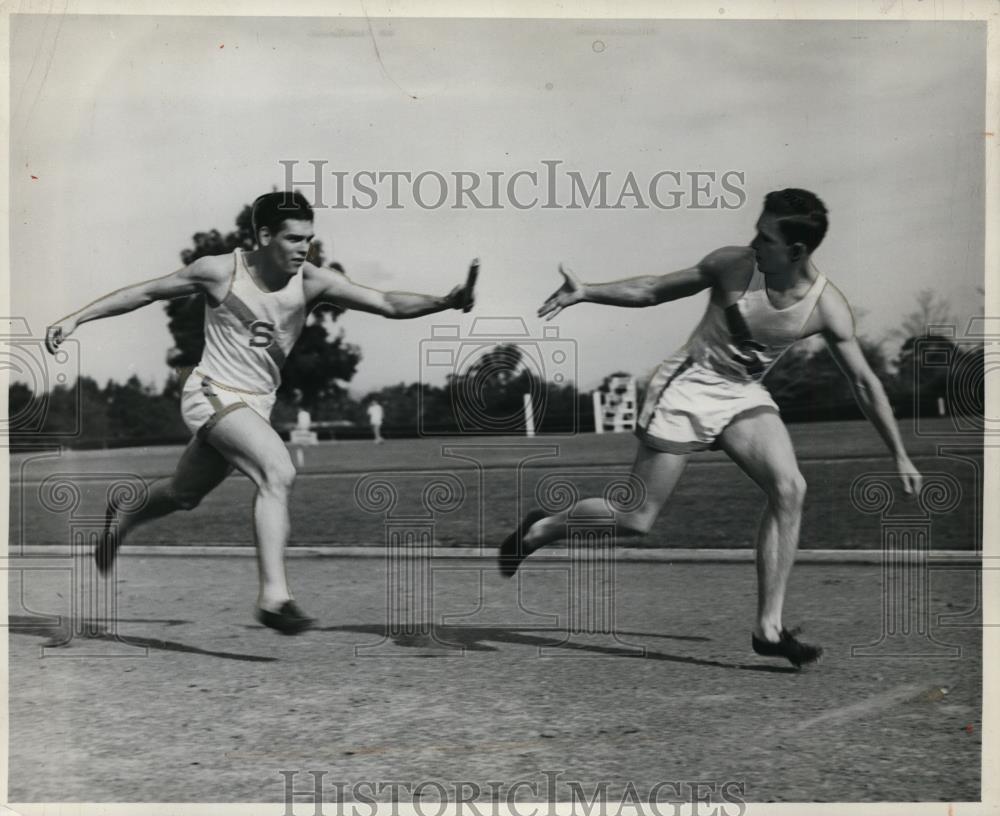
[896,454,923,497]
[446,259,479,312]
[45,317,77,355]
[538,264,585,321]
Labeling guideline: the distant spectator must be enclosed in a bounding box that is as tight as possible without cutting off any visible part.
[367,399,384,444]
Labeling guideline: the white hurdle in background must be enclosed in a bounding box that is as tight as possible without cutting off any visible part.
[593,375,638,434]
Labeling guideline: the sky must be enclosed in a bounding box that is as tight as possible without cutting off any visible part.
[9,14,987,396]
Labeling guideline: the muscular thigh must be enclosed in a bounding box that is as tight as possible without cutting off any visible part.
[203,405,293,485]
[171,435,233,497]
[717,407,799,490]
[629,442,688,513]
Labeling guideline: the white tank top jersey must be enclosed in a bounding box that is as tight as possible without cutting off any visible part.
[197,249,307,393]
[684,265,828,383]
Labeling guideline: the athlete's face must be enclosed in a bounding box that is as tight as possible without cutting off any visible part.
[261,219,315,275]
[751,213,799,277]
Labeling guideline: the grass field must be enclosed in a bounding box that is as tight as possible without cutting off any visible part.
[10,418,982,551]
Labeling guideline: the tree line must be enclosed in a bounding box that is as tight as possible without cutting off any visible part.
[9,204,983,447]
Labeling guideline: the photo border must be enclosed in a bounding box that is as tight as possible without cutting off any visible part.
[1,1,996,814]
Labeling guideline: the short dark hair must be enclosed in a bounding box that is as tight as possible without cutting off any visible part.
[763,188,829,253]
[250,191,314,242]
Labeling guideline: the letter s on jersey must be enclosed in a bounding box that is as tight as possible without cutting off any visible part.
[249,320,276,348]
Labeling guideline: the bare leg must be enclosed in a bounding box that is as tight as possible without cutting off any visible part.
[96,437,233,574]
[201,408,298,612]
[523,442,689,551]
[717,409,807,642]
[118,437,232,540]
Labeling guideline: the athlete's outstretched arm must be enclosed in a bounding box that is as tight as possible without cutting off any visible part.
[305,260,477,319]
[537,248,735,320]
[820,286,923,495]
[45,257,227,353]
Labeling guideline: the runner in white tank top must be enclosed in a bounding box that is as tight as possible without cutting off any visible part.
[45,191,479,635]
[686,260,827,383]
[198,248,307,394]
[501,188,923,670]
[632,253,828,454]
[178,247,310,441]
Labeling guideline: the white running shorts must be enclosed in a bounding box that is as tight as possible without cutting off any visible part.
[635,354,779,453]
[180,370,277,439]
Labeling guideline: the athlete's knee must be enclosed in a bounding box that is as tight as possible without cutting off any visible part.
[620,516,655,536]
[769,472,807,509]
[619,503,661,535]
[258,459,297,495]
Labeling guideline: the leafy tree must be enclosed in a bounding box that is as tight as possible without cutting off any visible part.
[890,334,984,418]
[537,381,583,433]
[887,289,955,344]
[9,376,185,447]
[8,382,35,430]
[277,320,359,412]
[360,382,453,434]
[105,375,185,442]
[886,290,981,419]
[444,344,539,433]
[73,376,112,443]
[765,336,892,422]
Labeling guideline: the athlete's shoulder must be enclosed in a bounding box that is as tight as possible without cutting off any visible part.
[697,246,753,292]
[817,278,850,312]
[302,260,335,279]
[815,278,855,339]
[302,260,349,285]
[186,252,234,285]
[698,245,753,277]
[302,260,350,299]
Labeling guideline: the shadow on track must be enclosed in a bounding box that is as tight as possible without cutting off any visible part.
[317,623,798,673]
[7,614,278,663]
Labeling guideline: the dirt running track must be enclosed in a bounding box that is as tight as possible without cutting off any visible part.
[8,556,982,804]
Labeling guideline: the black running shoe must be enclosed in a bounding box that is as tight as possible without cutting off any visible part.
[255,601,316,635]
[752,628,822,668]
[95,503,119,576]
[498,509,547,578]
